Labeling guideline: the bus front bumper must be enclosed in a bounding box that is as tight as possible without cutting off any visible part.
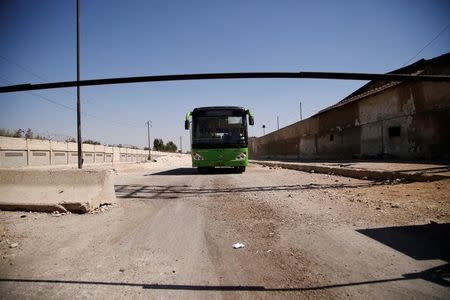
[192,159,248,167]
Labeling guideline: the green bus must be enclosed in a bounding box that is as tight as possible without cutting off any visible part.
[185,106,254,173]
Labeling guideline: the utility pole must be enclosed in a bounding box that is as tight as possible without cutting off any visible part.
[277,116,280,130]
[180,136,182,153]
[76,0,82,169]
[262,125,266,136]
[299,101,303,121]
[145,120,152,160]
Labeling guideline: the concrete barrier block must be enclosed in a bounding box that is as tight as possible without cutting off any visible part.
[0,169,116,213]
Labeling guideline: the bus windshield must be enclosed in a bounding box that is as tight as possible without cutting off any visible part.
[193,115,247,147]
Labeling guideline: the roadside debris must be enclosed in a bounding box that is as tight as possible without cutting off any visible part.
[232,242,245,249]
[52,211,70,217]
[9,242,18,248]
[89,203,116,214]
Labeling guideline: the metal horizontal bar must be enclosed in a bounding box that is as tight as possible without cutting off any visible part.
[1,71,449,93]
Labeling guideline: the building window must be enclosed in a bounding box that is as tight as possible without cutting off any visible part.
[329,134,334,142]
[388,126,401,138]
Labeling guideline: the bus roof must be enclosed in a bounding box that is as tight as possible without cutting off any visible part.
[192,106,245,112]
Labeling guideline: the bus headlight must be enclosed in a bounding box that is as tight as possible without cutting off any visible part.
[235,152,247,160]
[192,152,204,160]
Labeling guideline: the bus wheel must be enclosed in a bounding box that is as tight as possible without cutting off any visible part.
[235,166,246,173]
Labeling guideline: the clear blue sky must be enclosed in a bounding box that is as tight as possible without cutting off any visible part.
[1,0,449,150]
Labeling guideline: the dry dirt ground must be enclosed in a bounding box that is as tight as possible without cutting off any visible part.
[0,160,449,299]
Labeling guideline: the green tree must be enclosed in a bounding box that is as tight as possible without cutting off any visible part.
[0,128,13,137]
[25,128,33,139]
[164,141,177,152]
[153,138,164,151]
[84,139,101,145]
[13,129,24,138]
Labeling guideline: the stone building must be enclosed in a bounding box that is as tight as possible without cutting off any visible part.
[249,53,450,160]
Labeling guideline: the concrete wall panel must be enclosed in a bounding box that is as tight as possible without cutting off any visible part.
[0,137,27,150]
[0,151,27,168]
[28,140,50,151]
[29,151,50,166]
[105,153,113,163]
[83,152,95,164]
[95,153,105,163]
[51,141,67,151]
[68,152,78,164]
[52,152,67,165]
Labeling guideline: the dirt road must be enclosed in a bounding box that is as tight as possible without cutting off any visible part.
[1,163,449,299]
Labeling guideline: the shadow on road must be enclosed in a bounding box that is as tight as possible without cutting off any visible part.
[357,223,450,287]
[147,168,240,176]
[357,222,450,262]
[1,264,448,292]
[114,181,376,200]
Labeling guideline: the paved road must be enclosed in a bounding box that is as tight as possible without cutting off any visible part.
[1,164,449,299]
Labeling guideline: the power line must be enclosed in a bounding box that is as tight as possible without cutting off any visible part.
[403,23,450,66]
[0,54,142,125]
[0,75,141,128]
[0,54,50,83]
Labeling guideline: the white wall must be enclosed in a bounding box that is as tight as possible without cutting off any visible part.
[0,136,149,168]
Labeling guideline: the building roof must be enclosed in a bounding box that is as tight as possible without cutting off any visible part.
[314,52,450,116]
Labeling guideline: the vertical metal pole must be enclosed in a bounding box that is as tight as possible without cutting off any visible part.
[277,116,279,130]
[76,0,82,169]
[146,121,151,160]
[299,101,302,121]
[180,136,182,153]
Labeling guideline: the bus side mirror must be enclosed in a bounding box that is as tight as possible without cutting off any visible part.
[249,116,254,126]
[185,120,190,130]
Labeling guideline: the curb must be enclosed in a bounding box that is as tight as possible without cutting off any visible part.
[250,160,448,182]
